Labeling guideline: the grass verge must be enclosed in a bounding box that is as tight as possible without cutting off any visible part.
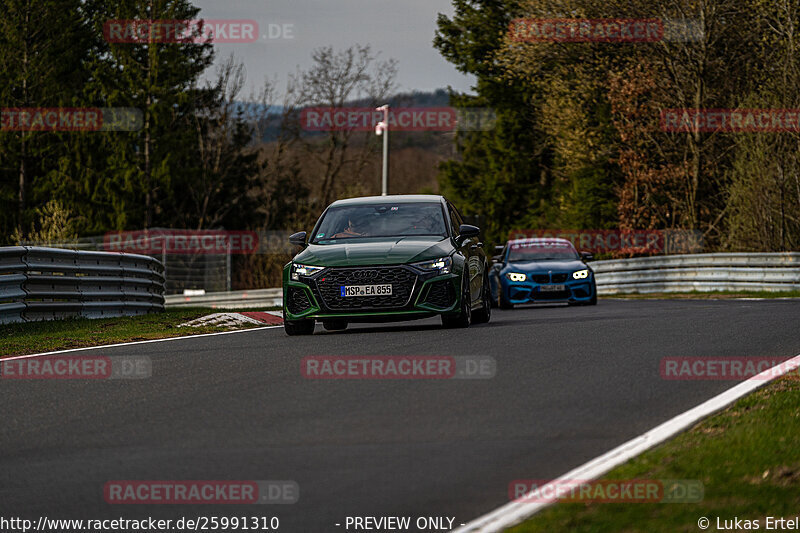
[0,308,273,358]
[508,372,800,532]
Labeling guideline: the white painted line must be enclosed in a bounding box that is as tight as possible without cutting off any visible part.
[452,352,800,533]
[1,325,283,362]
[733,297,800,301]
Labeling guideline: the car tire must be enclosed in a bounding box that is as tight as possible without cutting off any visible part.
[489,276,499,308]
[499,288,514,309]
[442,274,472,329]
[322,319,348,331]
[587,281,598,305]
[570,283,598,306]
[283,309,315,335]
[472,272,491,324]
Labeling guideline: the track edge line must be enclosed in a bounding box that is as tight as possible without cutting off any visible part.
[451,352,800,533]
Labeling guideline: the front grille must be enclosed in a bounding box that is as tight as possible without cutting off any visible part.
[423,280,455,309]
[529,273,569,283]
[287,286,312,314]
[314,267,417,310]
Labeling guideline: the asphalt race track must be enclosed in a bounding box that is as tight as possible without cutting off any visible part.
[3,299,800,532]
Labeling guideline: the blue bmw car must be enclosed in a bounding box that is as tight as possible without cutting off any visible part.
[489,238,597,308]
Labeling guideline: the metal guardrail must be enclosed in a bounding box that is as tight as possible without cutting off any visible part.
[164,288,282,310]
[590,252,800,294]
[0,246,165,324]
[164,253,800,307]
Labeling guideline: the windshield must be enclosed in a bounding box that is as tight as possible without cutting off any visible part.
[311,202,448,243]
[507,241,579,261]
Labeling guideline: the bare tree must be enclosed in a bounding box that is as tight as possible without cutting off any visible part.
[288,45,398,207]
[173,55,277,230]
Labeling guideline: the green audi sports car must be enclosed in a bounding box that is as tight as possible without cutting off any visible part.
[282,195,492,335]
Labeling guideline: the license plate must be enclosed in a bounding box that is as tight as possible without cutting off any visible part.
[340,284,393,297]
[539,284,565,292]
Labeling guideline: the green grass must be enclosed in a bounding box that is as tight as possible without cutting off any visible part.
[0,308,270,357]
[608,290,800,300]
[508,373,800,532]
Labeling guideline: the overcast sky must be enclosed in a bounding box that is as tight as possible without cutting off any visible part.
[192,0,476,99]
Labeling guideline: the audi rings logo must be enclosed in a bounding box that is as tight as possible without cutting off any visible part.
[351,270,380,280]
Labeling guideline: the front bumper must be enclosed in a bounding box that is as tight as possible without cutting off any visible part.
[283,264,462,322]
[502,276,595,304]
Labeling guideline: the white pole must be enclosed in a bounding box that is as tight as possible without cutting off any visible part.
[376,104,389,196]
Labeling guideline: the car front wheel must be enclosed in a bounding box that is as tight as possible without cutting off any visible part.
[284,309,315,335]
[472,272,491,324]
[442,274,472,328]
[322,319,348,331]
[587,280,598,305]
[499,287,514,309]
[570,281,598,306]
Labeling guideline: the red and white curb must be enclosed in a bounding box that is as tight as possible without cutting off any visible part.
[178,311,283,328]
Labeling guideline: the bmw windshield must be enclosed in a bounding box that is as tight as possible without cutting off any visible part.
[507,241,579,262]
[311,202,448,243]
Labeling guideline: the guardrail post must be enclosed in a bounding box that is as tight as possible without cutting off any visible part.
[161,239,167,288]
[226,240,232,292]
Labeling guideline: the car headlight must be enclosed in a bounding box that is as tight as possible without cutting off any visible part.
[291,263,325,280]
[572,269,589,280]
[505,272,527,282]
[412,256,452,274]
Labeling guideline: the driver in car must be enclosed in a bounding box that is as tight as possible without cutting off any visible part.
[332,218,366,238]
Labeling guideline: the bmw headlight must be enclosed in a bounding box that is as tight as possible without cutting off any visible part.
[412,256,452,274]
[291,263,325,280]
[506,272,527,282]
[572,269,589,280]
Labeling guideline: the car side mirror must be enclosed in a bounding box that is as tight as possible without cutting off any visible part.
[492,255,503,263]
[580,251,594,261]
[289,231,307,247]
[456,224,480,245]
[459,224,480,238]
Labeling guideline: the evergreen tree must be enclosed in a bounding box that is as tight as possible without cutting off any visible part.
[434,0,552,245]
[0,0,93,240]
[85,0,213,230]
